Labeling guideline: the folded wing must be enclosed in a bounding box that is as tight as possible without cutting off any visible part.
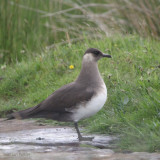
[9,82,95,120]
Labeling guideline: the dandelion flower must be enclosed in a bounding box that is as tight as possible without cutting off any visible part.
[69,65,74,69]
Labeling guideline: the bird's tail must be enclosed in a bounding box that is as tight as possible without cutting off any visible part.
[0,117,13,122]
[4,105,41,121]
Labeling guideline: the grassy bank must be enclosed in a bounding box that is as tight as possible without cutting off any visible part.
[1,0,160,64]
[0,35,160,152]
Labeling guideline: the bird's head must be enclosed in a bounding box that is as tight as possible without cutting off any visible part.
[83,48,111,62]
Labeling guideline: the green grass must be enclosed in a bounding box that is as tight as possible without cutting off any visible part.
[0,35,160,152]
[1,0,160,64]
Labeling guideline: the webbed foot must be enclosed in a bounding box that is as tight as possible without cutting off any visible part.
[78,136,94,141]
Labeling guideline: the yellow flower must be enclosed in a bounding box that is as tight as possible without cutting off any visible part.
[69,65,74,69]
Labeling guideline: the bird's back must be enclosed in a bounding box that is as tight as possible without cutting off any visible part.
[9,81,96,121]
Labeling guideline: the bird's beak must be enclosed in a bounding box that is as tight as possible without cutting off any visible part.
[102,53,112,58]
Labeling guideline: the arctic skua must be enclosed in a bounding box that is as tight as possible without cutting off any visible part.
[7,48,111,141]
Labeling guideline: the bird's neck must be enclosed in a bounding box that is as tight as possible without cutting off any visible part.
[76,57,103,85]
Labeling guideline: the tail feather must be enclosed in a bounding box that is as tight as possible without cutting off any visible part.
[0,117,14,122]
[7,104,41,120]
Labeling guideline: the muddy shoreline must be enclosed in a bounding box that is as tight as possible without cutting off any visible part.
[0,119,160,160]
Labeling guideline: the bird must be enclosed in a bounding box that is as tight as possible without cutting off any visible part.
[7,48,111,141]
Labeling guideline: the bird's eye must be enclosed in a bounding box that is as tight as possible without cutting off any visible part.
[94,51,100,56]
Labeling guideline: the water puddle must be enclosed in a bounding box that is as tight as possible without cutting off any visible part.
[0,119,160,160]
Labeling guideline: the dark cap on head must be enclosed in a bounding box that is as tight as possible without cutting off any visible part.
[85,48,111,58]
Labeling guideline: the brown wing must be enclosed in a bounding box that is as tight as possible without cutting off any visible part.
[10,82,95,119]
[39,82,95,112]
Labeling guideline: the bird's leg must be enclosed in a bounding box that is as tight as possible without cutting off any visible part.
[74,122,94,141]
[74,122,83,140]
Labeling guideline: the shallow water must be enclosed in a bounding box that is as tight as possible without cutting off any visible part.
[0,119,160,160]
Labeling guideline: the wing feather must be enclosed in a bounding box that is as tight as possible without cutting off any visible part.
[39,82,95,112]
[12,82,95,119]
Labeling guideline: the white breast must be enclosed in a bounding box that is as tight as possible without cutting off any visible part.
[72,83,107,122]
